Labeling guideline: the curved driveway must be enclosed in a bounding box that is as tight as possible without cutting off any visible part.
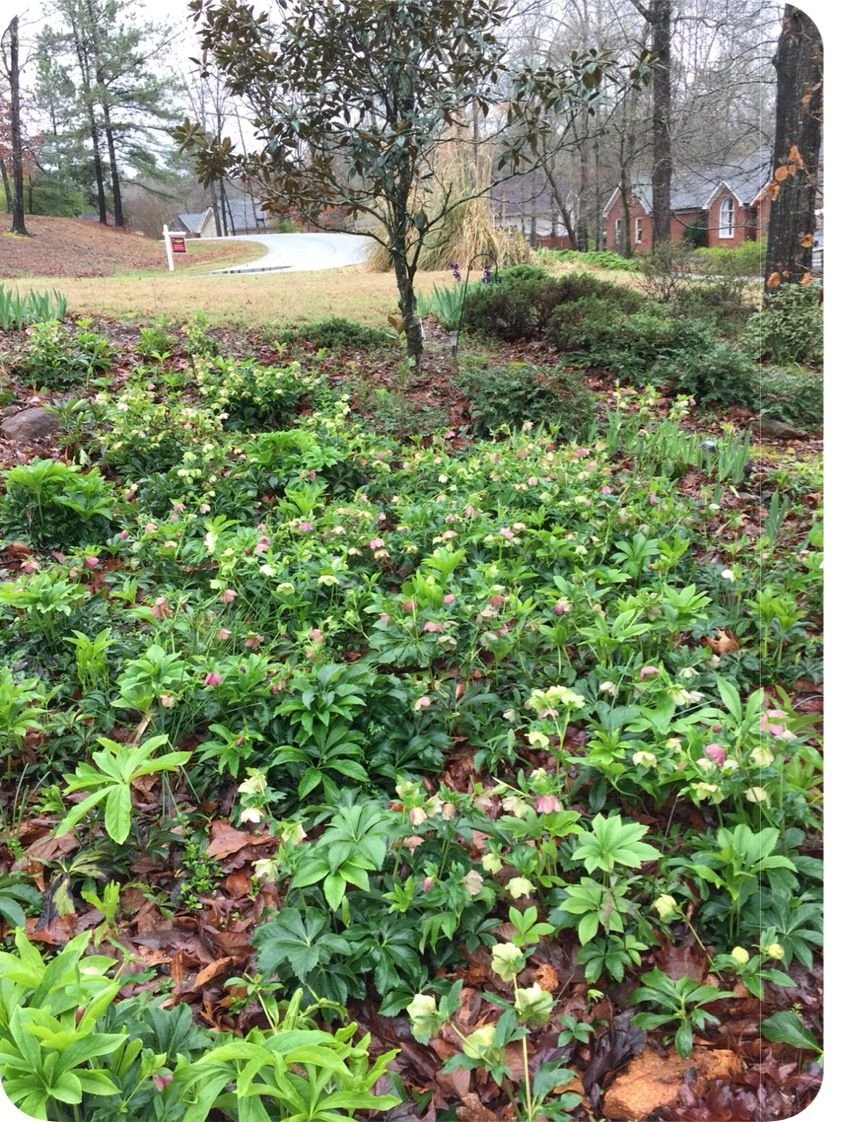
[208,232,372,274]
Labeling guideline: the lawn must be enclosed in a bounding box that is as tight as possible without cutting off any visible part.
[0,264,823,1122]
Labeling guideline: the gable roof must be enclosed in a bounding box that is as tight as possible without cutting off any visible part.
[176,210,212,233]
[603,151,772,218]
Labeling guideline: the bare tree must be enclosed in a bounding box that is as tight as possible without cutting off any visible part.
[1,16,30,235]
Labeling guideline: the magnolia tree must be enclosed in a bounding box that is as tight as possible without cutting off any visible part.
[177,0,648,364]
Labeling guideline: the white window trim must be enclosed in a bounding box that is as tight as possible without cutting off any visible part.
[719,196,735,239]
[634,217,643,244]
[614,217,622,247]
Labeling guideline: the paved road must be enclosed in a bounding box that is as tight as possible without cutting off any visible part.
[205,232,372,274]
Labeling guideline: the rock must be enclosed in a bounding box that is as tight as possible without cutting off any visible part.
[0,406,60,442]
[603,1046,742,1120]
[753,417,808,441]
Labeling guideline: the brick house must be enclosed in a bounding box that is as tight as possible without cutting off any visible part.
[602,156,772,254]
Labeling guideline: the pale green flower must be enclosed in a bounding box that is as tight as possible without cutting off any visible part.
[750,745,775,767]
[514,983,553,1026]
[508,877,536,900]
[482,852,503,874]
[632,750,658,768]
[462,1024,498,1060]
[527,730,550,749]
[237,771,267,796]
[765,942,786,960]
[731,946,750,965]
[407,994,437,1022]
[491,942,526,982]
[653,894,679,921]
[745,786,768,803]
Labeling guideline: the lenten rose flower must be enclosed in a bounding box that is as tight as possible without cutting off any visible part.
[204,671,223,687]
[221,588,237,603]
[462,870,484,897]
[704,743,727,766]
[535,794,561,813]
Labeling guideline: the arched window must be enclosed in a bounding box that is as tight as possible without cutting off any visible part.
[719,195,735,238]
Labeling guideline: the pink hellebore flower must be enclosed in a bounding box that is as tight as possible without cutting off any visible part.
[369,538,386,550]
[704,743,727,766]
[639,666,659,680]
[535,794,561,814]
[216,628,231,641]
[221,588,237,603]
[84,555,100,569]
[600,486,613,495]
[150,596,172,619]
[499,527,516,540]
[244,634,264,649]
[309,628,325,643]
[553,600,570,616]
[414,695,432,711]
[298,521,313,532]
[443,593,456,605]
[153,1074,174,1093]
[422,621,444,633]
[204,671,223,687]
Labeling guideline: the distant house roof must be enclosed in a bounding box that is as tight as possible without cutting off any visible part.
[222,197,269,231]
[176,211,212,234]
[490,168,557,221]
[603,151,773,218]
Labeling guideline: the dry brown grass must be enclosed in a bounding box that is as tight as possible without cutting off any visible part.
[10,265,456,327]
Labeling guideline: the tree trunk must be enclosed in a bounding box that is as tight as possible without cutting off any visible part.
[764,5,822,291]
[67,13,108,223]
[89,112,108,223]
[5,17,30,236]
[0,157,11,213]
[651,0,672,246]
[102,107,124,227]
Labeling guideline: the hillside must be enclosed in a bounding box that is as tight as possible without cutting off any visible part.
[0,215,261,278]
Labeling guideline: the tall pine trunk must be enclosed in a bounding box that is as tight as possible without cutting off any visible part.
[5,17,29,236]
[764,5,822,291]
[102,106,124,227]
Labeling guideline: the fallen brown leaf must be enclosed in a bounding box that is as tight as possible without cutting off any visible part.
[702,629,740,655]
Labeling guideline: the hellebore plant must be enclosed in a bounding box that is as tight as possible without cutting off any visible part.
[407,922,581,1122]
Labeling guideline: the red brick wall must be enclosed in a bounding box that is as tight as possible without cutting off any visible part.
[604,193,652,253]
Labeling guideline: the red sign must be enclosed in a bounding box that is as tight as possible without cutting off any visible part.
[171,236,187,254]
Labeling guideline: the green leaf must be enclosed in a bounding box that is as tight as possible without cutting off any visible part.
[761,1011,821,1053]
[323,872,347,911]
[104,783,133,844]
[674,1019,694,1058]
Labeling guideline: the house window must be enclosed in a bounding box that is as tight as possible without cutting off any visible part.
[719,196,735,238]
[635,217,643,244]
[614,217,622,248]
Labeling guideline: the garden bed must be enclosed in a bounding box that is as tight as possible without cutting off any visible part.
[0,308,823,1121]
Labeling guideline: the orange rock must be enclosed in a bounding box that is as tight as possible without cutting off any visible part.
[603,1046,742,1120]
